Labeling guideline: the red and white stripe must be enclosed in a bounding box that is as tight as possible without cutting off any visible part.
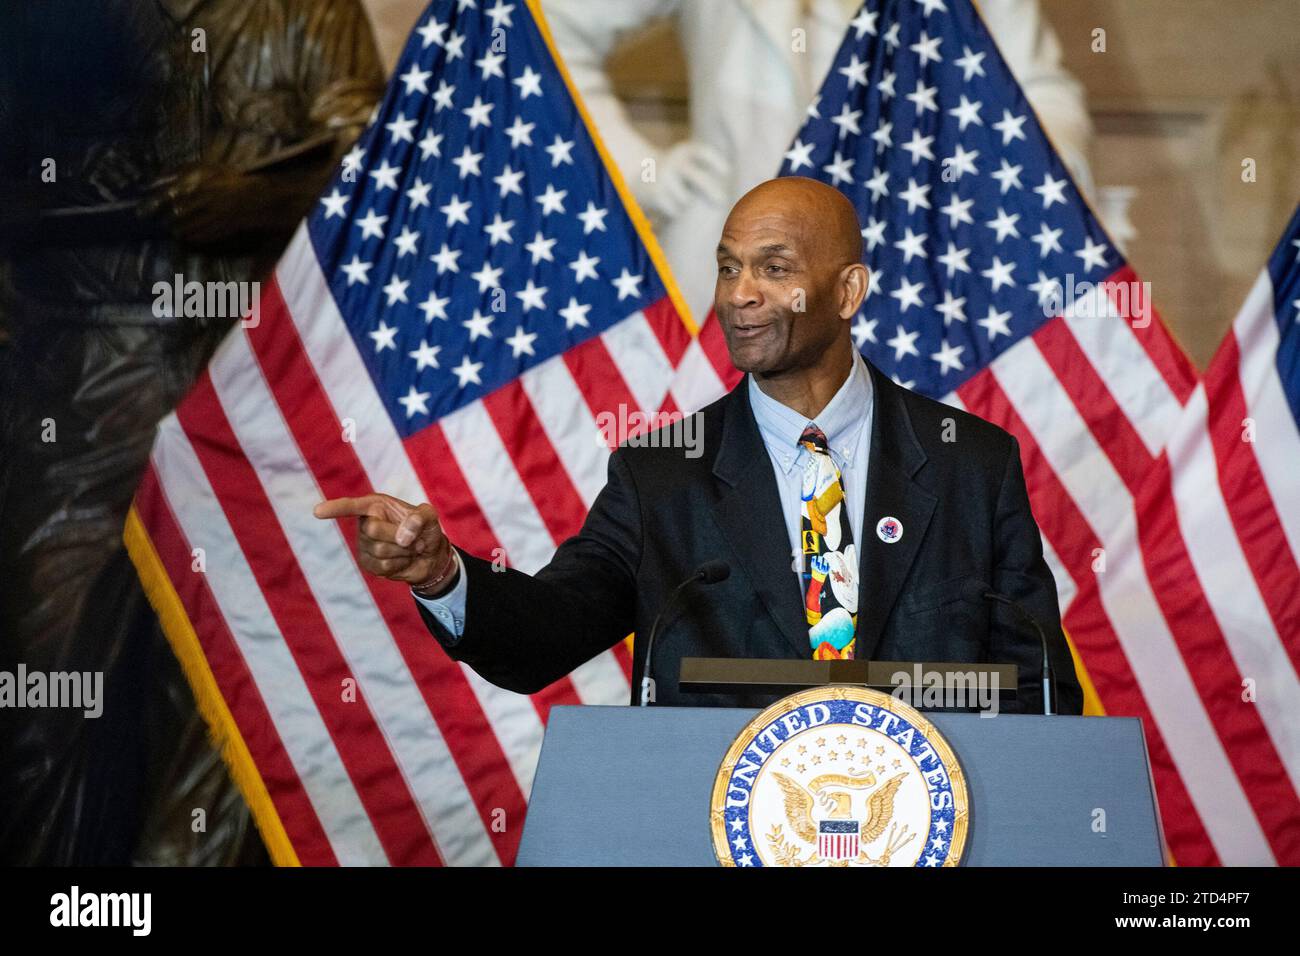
[1160,268,1300,861]
[134,225,690,865]
[818,831,859,861]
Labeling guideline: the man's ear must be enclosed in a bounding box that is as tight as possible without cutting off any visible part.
[838,262,869,318]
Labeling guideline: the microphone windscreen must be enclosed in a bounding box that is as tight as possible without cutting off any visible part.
[697,560,731,584]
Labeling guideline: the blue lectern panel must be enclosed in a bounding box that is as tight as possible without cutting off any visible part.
[516,706,1163,866]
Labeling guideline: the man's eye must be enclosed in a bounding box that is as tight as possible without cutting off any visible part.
[767,264,788,275]
[718,265,737,276]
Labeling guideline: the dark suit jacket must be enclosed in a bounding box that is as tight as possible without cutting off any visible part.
[416,358,1083,714]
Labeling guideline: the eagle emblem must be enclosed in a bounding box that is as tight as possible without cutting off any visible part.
[769,771,914,866]
[710,686,969,867]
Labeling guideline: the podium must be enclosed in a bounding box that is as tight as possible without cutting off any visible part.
[516,705,1166,866]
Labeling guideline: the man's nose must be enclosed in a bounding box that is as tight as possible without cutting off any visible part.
[729,269,763,310]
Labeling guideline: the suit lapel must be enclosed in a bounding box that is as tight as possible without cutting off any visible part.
[710,380,811,658]
[854,362,937,662]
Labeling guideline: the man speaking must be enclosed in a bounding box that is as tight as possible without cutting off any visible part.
[315,177,1083,714]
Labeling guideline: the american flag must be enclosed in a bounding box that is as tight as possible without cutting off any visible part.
[125,0,698,866]
[1157,207,1300,864]
[676,0,1298,864]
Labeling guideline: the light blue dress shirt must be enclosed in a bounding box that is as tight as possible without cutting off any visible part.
[416,343,874,639]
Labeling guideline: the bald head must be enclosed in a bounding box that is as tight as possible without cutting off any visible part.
[713,177,870,387]
[727,177,864,267]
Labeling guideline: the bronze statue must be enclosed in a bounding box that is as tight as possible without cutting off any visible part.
[0,0,384,864]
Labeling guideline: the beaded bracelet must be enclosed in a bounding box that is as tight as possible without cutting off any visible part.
[411,547,458,596]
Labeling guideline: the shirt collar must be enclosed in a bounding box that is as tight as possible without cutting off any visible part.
[748,343,873,474]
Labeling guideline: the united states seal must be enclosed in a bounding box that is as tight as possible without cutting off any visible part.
[710,686,969,867]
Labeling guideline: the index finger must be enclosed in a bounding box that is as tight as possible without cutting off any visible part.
[313,494,404,521]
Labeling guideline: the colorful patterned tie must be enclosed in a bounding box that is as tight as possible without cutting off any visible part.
[798,425,858,659]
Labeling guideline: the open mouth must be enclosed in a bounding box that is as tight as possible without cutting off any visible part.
[730,323,770,338]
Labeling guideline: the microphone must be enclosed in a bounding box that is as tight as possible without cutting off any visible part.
[639,560,730,706]
[962,579,1056,716]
